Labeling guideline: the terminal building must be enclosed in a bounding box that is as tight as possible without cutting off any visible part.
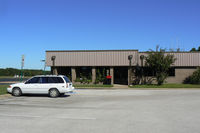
[46,50,200,85]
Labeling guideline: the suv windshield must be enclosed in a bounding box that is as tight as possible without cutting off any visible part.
[63,76,71,83]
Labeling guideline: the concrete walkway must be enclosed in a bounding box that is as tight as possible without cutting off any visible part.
[112,84,128,88]
[0,94,11,99]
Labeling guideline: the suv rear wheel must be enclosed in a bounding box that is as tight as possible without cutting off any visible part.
[49,88,59,98]
[12,87,22,97]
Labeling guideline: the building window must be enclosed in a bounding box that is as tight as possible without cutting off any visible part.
[76,67,92,80]
[135,67,175,77]
[168,67,175,76]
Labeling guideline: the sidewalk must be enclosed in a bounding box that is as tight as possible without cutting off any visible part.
[112,84,129,89]
[0,94,11,99]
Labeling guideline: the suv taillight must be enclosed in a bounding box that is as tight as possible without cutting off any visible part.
[66,83,68,88]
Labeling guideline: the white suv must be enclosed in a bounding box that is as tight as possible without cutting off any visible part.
[7,75,75,98]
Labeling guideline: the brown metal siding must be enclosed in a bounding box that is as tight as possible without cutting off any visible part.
[170,52,200,66]
[46,50,138,66]
[139,52,200,66]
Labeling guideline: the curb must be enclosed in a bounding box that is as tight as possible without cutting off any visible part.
[75,87,115,90]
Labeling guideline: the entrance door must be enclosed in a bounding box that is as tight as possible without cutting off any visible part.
[114,67,128,85]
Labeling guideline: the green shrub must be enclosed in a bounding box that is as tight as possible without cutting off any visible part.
[95,68,106,84]
[75,77,92,84]
[184,68,200,84]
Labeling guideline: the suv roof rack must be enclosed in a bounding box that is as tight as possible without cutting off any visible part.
[33,75,66,77]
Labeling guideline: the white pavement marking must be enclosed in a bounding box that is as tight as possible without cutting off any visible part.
[57,117,97,120]
[0,114,96,120]
[0,114,41,118]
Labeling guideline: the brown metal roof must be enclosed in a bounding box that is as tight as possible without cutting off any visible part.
[139,52,200,66]
[46,50,138,67]
[46,50,200,67]
[46,49,138,52]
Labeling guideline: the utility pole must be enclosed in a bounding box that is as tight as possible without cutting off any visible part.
[41,60,46,75]
[20,55,25,82]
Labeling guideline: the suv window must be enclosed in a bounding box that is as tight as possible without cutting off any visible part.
[63,76,71,83]
[48,77,64,83]
[39,77,48,83]
[26,77,40,84]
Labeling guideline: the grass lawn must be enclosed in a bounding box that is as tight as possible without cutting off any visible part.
[129,84,200,88]
[0,76,15,79]
[0,85,8,95]
[74,84,113,88]
[0,76,31,78]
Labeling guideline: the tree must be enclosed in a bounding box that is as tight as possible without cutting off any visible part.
[145,47,176,85]
[198,46,200,51]
[190,48,196,52]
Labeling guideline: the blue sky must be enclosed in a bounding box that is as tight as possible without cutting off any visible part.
[0,0,200,70]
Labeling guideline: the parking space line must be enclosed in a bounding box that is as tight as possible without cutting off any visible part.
[0,114,96,120]
[57,117,97,120]
[0,114,41,118]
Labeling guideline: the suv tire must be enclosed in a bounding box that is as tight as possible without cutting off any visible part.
[12,87,22,97]
[49,88,60,98]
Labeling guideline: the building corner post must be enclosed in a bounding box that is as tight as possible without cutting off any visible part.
[52,67,58,75]
[128,67,132,86]
[92,67,96,84]
[110,67,114,85]
[71,67,76,83]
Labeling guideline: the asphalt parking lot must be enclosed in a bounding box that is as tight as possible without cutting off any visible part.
[0,89,200,133]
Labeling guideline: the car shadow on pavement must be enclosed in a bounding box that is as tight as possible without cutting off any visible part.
[21,94,71,98]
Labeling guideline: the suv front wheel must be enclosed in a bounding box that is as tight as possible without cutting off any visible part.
[49,88,60,98]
